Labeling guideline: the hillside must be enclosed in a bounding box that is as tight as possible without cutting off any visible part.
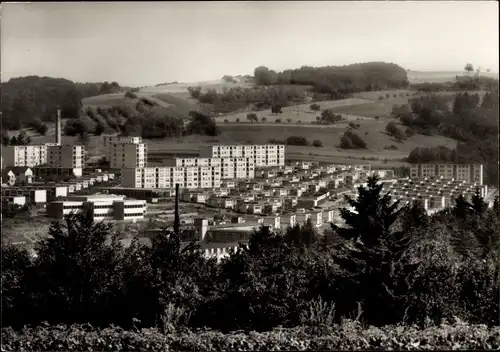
[1,76,130,130]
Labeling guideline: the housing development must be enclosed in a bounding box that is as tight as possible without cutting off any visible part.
[1,119,494,259]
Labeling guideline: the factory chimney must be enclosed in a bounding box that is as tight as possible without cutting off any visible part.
[174,183,180,236]
[56,109,62,145]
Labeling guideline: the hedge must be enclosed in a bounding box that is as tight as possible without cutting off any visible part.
[2,320,500,351]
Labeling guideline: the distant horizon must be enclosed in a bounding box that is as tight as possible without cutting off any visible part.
[2,1,498,87]
[2,65,499,88]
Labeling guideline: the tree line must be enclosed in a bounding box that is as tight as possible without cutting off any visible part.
[3,176,498,333]
[254,62,409,95]
[187,85,307,114]
[397,89,499,185]
[1,76,130,130]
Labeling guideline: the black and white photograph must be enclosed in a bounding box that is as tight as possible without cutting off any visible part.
[1,1,499,350]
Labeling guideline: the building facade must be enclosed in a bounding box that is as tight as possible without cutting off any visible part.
[122,166,224,189]
[47,145,85,169]
[1,145,47,167]
[410,164,484,185]
[103,135,144,162]
[47,194,146,221]
[163,157,255,180]
[199,144,285,167]
[110,142,147,169]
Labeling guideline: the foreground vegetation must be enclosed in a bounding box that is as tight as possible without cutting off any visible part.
[3,321,499,351]
[2,176,499,351]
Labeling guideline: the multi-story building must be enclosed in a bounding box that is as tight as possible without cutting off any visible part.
[199,144,285,167]
[103,135,144,162]
[163,157,255,180]
[47,194,146,222]
[121,166,223,189]
[1,145,48,167]
[47,145,86,169]
[110,142,147,169]
[410,164,483,185]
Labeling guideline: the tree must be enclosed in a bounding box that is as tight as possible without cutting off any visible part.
[275,118,282,123]
[464,63,474,74]
[310,103,321,111]
[287,118,292,123]
[312,140,323,148]
[246,113,258,123]
[331,175,411,324]
[125,91,137,99]
[20,213,126,327]
[261,117,267,122]
[271,104,283,115]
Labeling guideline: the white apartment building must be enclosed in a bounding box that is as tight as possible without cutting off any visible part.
[2,145,48,167]
[47,194,146,222]
[110,142,147,169]
[199,144,285,167]
[410,164,483,186]
[163,157,255,179]
[103,135,143,161]
[122,166,223,189]
[47,145,85,169]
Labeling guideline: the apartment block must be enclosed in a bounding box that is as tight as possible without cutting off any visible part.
[110,142,147,169]
[199,144,285,167]
[47,194,146,222]
[164,157,255,179]
[47,145,85,169]
[103,135,143,161]
[410,164,483,185]
[121,166,222,189]
[1,145,47,167]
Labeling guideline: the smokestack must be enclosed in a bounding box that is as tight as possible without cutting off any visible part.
[174,183,180,236]
[56,109,61,145]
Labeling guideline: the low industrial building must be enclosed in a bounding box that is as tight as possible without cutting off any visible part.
[47,194,147,222]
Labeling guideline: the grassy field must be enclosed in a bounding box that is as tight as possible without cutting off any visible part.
[145,122,457,159]
[407,70,499,84]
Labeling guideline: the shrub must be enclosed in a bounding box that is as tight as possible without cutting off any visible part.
[246,113,258,122]
[374,116,380,120]
[310,103,321,111]
[384,145,398,150]
[224,119,229,124]
[348,122,357,129]
[379,96,385,100]
[236,118,240,122]
[385,93,390,99]
[261,117,267,122]
[393,93,397,98]
[125,91,137,99]
[2,322,499,351]
[312,140,323,148]
[275,118,282,123]
[286,136,309,146]
[340,130,366,149]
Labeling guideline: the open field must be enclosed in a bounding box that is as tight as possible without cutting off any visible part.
[407,70,499,84]
[140,78,254,95]
[220,97,376,123]
[145,122,457,158]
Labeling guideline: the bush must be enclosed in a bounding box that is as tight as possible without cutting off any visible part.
[286,136,309,146]
[224,119,229,124]
[125,91,137,99]
[384,145,398,150]
[2,322,499,351]
[312,140,323,148]
[310,103,321,111]
[275,118,282,123]
[348,122,357,129]
[246,113,258,122]
[379,96,385,100]
[340,130,366,149]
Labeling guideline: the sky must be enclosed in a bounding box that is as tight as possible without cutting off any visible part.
[1,1,498,87]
